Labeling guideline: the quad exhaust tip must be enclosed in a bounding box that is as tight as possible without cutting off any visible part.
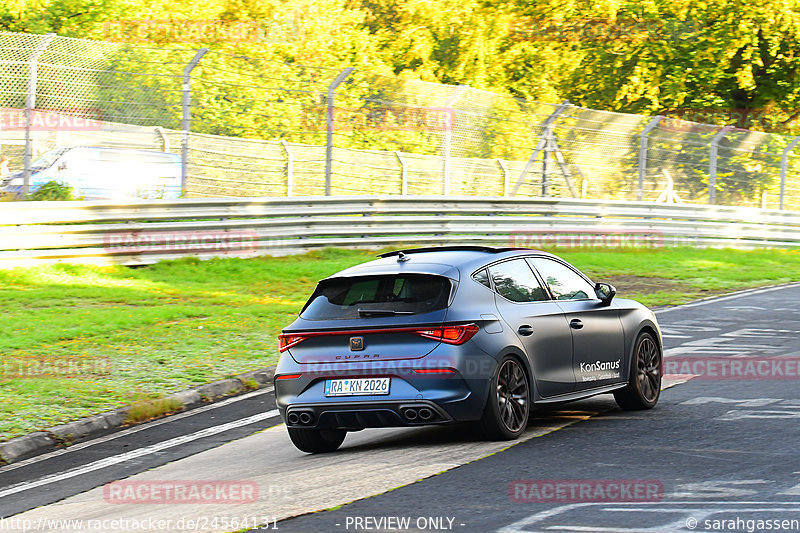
[402,406,435,422]
[287,410,314,425]
[290,407,434,425]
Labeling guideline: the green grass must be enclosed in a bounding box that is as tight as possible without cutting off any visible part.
[1,246,800,442]
[125,396,184,425]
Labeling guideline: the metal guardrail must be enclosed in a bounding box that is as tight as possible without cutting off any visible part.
[1,197,799,268]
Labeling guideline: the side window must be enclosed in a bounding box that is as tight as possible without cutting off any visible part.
[488,259,549,303]
[472,269,491,289]
[528,258,596,301]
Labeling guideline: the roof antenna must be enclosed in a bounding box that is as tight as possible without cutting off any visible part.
[397,252,410,262]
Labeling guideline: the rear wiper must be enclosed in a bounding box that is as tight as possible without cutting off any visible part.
[357,308,414,317]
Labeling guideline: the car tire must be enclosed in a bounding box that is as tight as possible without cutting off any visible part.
[479,355,530,440]
[614,331,662,410]
[287,428,346,453]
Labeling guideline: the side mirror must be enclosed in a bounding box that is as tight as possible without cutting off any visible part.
[594,282,616,306]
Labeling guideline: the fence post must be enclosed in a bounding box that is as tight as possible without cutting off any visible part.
[780,137,800,210]
[325,67,355,196]
[497,159,509,196]
[511,100,570,196]
[638,115,663,201]
[181,48,208,197]
[442,85,468,196]
[22,33,54,198]
[708,125,733,205]
[281,140,294,197]
[394,151,407,195]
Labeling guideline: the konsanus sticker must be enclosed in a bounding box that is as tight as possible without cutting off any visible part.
[579,359,621,381]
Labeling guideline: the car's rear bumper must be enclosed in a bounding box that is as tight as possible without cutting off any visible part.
[274,343,497,429]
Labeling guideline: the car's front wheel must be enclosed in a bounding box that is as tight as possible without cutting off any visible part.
[287,427,346,453]
[614,331,661,410]
[479,356,530,440]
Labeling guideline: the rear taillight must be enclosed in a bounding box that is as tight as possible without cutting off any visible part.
[278,333,306,352]
[275,373,302,380]
[278,323,479,351]
[414,324,479,345]
[413,368,456,374]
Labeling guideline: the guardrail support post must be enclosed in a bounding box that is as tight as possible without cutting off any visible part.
[638,115,662,201]
[708,125,733,205]
[181,48,208,197]
[154,126,169,152]
[325,67,355,196]
[22,33,54,198]
[780,137,800,210]
[281,140,294,197]
[442,85,468,196]
[394,151,407,195]
[497,159,509,196]
[512,100,570,196]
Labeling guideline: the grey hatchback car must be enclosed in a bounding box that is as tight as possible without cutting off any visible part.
[274,246,662,453]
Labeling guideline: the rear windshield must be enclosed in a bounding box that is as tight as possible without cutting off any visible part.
[300,274,452,320]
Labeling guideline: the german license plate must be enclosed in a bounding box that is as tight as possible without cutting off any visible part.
[325,377,391,397]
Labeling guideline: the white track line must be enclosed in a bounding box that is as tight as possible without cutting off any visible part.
[0,409,279,499]
[0,387,275,474]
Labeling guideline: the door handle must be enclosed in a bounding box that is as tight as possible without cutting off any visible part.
[570,319,583,330]
[517,325,534,336]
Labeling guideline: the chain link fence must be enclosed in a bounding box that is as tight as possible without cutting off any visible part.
[2,31,800,209]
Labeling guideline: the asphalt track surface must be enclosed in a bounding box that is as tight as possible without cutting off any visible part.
[2,283,799,533]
